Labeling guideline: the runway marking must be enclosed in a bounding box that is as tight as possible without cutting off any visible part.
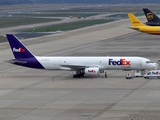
[46,40,104,56]
[128,116,148,120]
[0,66,22,73]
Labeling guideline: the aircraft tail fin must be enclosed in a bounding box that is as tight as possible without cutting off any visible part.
[6,34,35,59]
[128,13,145,27]
[143,8,160,22]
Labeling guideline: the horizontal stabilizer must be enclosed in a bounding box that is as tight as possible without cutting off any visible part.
[5,59,27,64]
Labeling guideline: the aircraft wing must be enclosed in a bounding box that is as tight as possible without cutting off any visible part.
[61,64,98,70]
[61,65,86,69]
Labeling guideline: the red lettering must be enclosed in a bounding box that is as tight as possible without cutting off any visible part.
[121,59,125,66]
[20,48,25,52]
[126,61,130,66]
[20,48,22,52]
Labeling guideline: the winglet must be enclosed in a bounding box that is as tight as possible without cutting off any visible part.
[128,13,145,27]
[6,34,34,59]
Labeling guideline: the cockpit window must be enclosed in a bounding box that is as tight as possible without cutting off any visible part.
[147,72,151,75]
[146,61,153,63]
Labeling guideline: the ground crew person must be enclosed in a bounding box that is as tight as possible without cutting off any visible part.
[105,72,107,78]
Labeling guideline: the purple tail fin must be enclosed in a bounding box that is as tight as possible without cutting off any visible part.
[6,34,34,59]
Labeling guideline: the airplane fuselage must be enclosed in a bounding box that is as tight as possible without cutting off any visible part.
[13,56,157,71]
[131,26,160,35]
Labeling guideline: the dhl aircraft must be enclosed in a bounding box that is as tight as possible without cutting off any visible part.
[128,13,160,35]
[143,8,160,26]
[5,34,158,78]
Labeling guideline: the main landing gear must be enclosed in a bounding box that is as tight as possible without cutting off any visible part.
[73,74,84,78]
[73,70,84,78]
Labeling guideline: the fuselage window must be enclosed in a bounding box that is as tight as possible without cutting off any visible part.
[146,61,153,63]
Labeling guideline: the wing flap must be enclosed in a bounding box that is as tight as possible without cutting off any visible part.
[61,64,98,70]
[61,65,86,69]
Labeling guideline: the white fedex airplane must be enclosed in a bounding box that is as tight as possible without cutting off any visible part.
[6,34,158,78]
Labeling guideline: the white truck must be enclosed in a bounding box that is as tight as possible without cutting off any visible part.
[134,70,145,77]
[144,70,160,79]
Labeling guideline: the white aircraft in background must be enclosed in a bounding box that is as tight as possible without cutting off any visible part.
[6,34,158,78]
[62,17,71,20]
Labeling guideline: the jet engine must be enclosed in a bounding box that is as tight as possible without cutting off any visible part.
[84,67,99,75]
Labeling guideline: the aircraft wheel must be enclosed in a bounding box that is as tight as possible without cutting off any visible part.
[80,73,84,77]
[73,74,81,78]
[77,74,81,78]
[73,75,77,78]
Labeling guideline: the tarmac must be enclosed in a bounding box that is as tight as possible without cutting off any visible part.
[0,16,160,120]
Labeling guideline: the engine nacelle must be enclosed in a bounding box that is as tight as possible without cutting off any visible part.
[84,67,99,75]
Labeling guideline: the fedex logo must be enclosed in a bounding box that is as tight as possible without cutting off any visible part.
[13,48,25,52]
[109,59,130,66]
[88,70,96,73]
[152,71,160,75]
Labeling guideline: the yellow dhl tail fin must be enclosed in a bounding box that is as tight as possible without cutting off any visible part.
[128,13,145,27]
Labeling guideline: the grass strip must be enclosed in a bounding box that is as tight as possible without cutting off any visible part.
[0,17,60,28]
[12,13,97,17]
[0,36,7,42]
[25,19,114,32]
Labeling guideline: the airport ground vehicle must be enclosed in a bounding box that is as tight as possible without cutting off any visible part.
[126,73,132,79]
[134,70,145,77]
[144,70,160,79]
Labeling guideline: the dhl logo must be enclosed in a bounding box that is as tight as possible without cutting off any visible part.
[133,22,140,23]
